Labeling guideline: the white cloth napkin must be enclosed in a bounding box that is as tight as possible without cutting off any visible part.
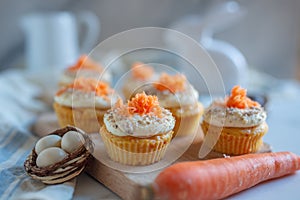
[0,69,75,200]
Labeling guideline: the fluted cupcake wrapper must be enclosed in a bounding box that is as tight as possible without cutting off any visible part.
[100,126,173,166]
[168,102,203,137]
[202,121,268,155]
[53,102,107,133]
[213,132,265,155]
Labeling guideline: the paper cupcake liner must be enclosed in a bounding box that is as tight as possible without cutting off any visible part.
[201,121,268,155]
[100,126,173,166]
[168,102,204,137]
[53,102,107,133]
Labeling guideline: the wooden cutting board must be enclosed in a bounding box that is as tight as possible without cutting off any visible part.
[85,134,271,200]
[85,131,204,200]
[33,112,271,200]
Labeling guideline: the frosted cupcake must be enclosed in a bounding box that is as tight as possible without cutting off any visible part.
[146,73,203,137]
[201,85,268,155]
[122,62,156,100]
[59,55,111,87]
[100,92,175,166]
[53,77,115,133]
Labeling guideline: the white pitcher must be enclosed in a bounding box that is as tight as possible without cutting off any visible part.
[21,11,100,71]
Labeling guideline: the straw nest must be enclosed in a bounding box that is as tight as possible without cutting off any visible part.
[24,126,94,184]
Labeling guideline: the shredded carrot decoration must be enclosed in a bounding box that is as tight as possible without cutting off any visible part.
[131,62,154,80]
[154,73,186,93]
[226,85,260,109]
[126,92,162,117]
[114,98,124,108]
[67,55,103,73]
[56,77,112,99]
[112,98,131,116]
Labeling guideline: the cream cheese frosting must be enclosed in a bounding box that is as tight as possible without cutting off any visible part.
[203,101,267,128]
[124,77,152,93]
[54,89,114,109]
[103,108,175,137]
[123,74,159,94]
[146,84,199,108]
[59,69,112,85]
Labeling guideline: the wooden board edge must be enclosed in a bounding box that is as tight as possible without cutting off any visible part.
[85,157,145,200]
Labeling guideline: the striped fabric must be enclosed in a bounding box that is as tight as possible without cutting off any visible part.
[0,124,36,199]
[0,70,75,200]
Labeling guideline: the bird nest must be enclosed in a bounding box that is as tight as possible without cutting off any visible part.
[24,126,94,184]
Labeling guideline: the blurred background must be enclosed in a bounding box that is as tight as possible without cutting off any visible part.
[1,0,300,80]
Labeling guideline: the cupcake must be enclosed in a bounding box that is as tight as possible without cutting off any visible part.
[53,77,115,133]
[59,55,111,87]
[146,73,203,137]
[100,92,175,165]
[201,85,268,155]
[122,62,156,100]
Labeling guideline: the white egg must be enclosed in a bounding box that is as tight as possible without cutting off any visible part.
[61,131,85,153]
[35,135,62,155]
[36,147,68,168]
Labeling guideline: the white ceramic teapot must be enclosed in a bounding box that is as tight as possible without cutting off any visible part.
[167,1,247,94]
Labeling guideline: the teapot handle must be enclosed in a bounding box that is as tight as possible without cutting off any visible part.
[201,1,246,38]
[205,39,247,90]
[77,11,100,53]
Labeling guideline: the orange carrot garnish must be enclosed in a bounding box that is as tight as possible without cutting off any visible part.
[154,73,186,93]
[114,98,124,108]
[153,152,300,200]
[131,62,154,80]
[226,85,260,109]
[127,92,162,117]
[67,55,103,73]
[56,77,112,99]
[113,98,132,116]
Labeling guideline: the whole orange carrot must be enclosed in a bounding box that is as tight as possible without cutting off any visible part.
[153,152,300,200]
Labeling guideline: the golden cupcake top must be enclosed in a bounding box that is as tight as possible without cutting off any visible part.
[104,92,175,137]
[131,62,154,81]
[55,77,115,109]
[203,85,267,128]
